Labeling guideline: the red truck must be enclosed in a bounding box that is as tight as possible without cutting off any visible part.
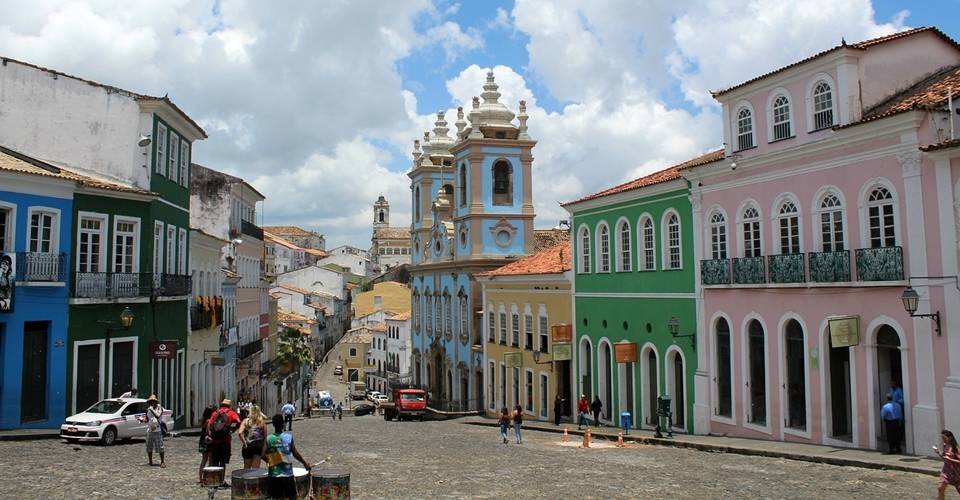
[382,386,427,421]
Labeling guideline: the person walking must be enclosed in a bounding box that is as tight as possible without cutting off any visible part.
[577,394,589,430]
[553,394,564,426]
[880,395,903,454]
[141,394,166,467]
[239,405,268,468]
[512,405,523,444]
[591,396,603,427]
[889,380,905,453]
[281,401,296,431]
[498,408,511,444]
[197,406,215,484]
[336,402,343,421]
[238,399,250,421]
[264,414,313,500]
[207,398,242,485]
[937,429,960,499]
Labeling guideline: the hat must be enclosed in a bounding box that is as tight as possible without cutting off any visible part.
[220,399,232,407]
[147,394,159,403]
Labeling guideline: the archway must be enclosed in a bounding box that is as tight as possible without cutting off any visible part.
[666,348,686,430]
[715,317,732,418]
[641,346,659,427]
[875,325,903,450]
[783,319,807,431]
[579,337,593,399]
[746,319,766,426]
[599,341,613,420]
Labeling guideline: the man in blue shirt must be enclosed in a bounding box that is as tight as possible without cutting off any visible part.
[281,401,296,431]
[887,380,904,453]
[880,395,903,454]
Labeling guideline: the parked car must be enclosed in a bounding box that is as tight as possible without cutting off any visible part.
[366,391,381,402]
[333,365,343,375]
[353,403,375,416]
[60,398,173,446]
[373,394,389,404]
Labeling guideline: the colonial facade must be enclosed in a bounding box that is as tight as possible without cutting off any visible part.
[186,228,228,426]
[370,195,411,271]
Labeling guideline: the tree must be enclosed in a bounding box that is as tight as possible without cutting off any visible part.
[276,327,313,375]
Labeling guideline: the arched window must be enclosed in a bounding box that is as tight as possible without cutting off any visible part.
[715,317,732,418]
[414,186,421,223]
[664,212,681,269]
[458,164,467,207]
[597,223,610,273]
[812,81,834,130]
[435,293,442,337]
[617,219,632,272]
[378,210,385,223]
[639,216,655,270]
[578,226,591,273]
[492,160,513,205]
[444,292,452,337]
[459,292,470,343]
[819,192,844,252]
[777,200,800,254]
[709,211,727,260]
[425,292,433,335]
[867,187,896,248]
[736,107,754,151]
[741,206,761,258]
[772,95,792,140]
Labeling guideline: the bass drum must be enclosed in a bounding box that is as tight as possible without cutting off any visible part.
[293,466,310,499]
[231,468,269,500]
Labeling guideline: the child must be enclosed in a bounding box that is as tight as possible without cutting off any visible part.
[936,429,960,500]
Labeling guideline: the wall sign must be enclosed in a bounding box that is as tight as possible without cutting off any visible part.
[828,315,860,348]
[614,342,638,363]
[552,342,572,361]
[150,341,177,359]
[551,324,572,343]
[503,351,522,368]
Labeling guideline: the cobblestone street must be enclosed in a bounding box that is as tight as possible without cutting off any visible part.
[0,414,935,499]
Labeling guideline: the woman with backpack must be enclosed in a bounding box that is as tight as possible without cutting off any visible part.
[197,406,215,484]
[206,399,241,477]
[239,405,268,468]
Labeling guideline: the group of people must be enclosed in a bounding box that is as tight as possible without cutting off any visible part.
[576,394,603,429]
[498,406,524,444]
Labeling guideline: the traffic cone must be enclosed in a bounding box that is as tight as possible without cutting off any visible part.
[617,431,625,448]
[582,428,591,448]
[562,427,569,442]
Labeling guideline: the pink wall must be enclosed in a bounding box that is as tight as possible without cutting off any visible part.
[859,32,960,110]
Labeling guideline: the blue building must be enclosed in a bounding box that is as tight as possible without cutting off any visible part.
[0,147,75,429]
[408,72,537,411]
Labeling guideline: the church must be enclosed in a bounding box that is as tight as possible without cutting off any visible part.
[370,194,411,272]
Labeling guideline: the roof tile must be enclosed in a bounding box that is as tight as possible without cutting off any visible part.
[478,242,571,277]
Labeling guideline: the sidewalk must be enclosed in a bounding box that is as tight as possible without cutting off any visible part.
[461,416,942,476]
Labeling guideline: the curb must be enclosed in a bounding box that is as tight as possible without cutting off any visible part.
[462,421,939,477]
[0,433,62,442]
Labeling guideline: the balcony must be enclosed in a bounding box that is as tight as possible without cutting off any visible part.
[73,272,152,299]
[768,253,805,284]
[241,219,264,241]
[159,274,192,296]
[855,246,904,282]
[17,252,65,282]
[191,297,224,331]
[700,258,731,285]
[238,338,263,360]
[808,250,851,282]
[732,256,765,284]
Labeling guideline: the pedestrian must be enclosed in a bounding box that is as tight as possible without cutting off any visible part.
[936,429,960,500]
[512,405,523,444]
[281,400,296,431]
[239,405,268,468]
[263,414,313,500]
[591,396,603,427]
[880,395,903,454]
[207,398,242,485]
[197,406,216,483]
[553,394,564,426]
[577,394,590,430]
[498,408,511,444]
[889,380,905,452]
[238,399,249,421]
[337,402,343,421]
[140,394,166,467]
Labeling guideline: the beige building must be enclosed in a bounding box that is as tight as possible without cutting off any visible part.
[339,329,374,383]
[477,242,572,422]
[353,281,410,319]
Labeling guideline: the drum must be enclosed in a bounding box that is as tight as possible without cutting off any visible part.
[200,466,225,488]
[310,465,350,500]
[231,468,269,499]
[293,467,310,499]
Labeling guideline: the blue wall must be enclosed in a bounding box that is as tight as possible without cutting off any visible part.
[0,190,71,429]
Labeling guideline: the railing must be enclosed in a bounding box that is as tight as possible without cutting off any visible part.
[808,250,851,282]
[17,251,65,282]
[238,338,263,360]
[160,274,192,296]
[855,246,904,282]
[241,220,264,241]
[700,258,731,285]
[732,256,765,284]
[73,272,153,298]
[767,253,805,284]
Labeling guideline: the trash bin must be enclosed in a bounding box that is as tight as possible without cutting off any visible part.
[620,411,632,434]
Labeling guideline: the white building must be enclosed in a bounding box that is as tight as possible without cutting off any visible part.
[320,245,373,277]
[187,229,230,426]
[386,311,412,382]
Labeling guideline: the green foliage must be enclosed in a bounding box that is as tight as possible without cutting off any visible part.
[277,327,313,371]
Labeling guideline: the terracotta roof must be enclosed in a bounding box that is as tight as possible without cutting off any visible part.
[373,227,411,239]
[0,146,157,196]
[563,149,723,206]
[303,248,328,257]
[478,242,571,277]
[367,323,387,332]
[389,311,411,321]
[920,138,960,152]
[278,310,314,323]
[847,64,960,126]
[533,228,570,252]
[713,27,960,98]
[262,226,316,237]
[264,232,303,250]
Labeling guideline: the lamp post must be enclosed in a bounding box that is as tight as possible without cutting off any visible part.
[900,286,941,336]
[667,317,696,350]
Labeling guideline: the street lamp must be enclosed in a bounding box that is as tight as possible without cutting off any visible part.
[119,306,135,329]
[531,350,553,371]
[667,317,696,350]
[900,286,941,336]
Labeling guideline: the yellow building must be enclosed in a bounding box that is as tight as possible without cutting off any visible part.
[477,242,572,422]
[352,281,410,318]
[339,328,373,383]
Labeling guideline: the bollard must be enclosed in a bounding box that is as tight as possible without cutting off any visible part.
[582,428,591,448]
[617,431,625,448]
[562,427,569,442]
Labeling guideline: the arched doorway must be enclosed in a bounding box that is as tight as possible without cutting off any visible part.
[827,327,853,442]
[641,346,659,427]
[666,349,686,430]
[715,318,732,418]
[579,338,593,399]
[876,325,903,451]
[446,369,453,405]
[783,319,807,431]
[746,319,766,426]
[460,372,469,410]
[599,342,612,420]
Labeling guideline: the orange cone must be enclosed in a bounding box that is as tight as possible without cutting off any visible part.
[617,431,625,448]
[562,427,569,442]
[582,428,591,448]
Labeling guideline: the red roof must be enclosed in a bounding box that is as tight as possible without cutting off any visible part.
[563,149,723,206]
[920,138,960,152]
[477,242,571,277]
[836,63,960,130]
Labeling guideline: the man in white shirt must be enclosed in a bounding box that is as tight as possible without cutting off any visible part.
[281,401,296,431]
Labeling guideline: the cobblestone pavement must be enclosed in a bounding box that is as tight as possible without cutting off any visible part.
[0,414,935,499]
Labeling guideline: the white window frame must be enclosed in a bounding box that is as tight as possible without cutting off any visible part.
[166,224,176,274]
[733,101,756,151]
[498,304,507,345]
[488,361,497,410]
[524,367,535,415]
[0,201,16,253]
[737,201,763,258]
[153,221,164,279]
[537,304,549,354]
[812,187,847,253]
[539,372,550,419]
[179,140,190,186]
[767,88,794,142]
[806,73,837,131]
[487,306,495,343]
[112,216,141,273]
[577,225,591,274]
[707,208,728,260]
[771,195,802,255]
[168,132,180,179]
[638,214,656,271]
[76,211,108,273]
[510,304,520,348]
[155,122,167,175]
[596,222,611,273]
[661,210,682,270]
[615,217,632,272]
[523,305,533,351]
[178,228,187,275]
[27,206,60,254]
[858,179,900,249]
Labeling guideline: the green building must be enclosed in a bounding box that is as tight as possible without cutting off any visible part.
[562,151,720,433]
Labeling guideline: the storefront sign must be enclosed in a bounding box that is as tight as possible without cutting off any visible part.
[614,342,638,363]
[150,341,177,359]
[210,356,226,366]
[551,324,572,343]
[828,315,860,348]
[552,342,572,361]
[504,351,522,368]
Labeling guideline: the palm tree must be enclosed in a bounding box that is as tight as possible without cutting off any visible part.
[277,327,313,374]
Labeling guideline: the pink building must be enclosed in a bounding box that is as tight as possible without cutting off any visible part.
[682,27,960,456]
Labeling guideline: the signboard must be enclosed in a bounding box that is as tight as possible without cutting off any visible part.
[210,356,226,366]
[0,252,14,313]
[552,342,572,361]
[828,315,860,348]
[150,341,177,359]
[551,324,572,343]
[614,342,638,363]
[504,351,522,368]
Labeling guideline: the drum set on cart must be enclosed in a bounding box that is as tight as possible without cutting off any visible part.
[200,463,351,499]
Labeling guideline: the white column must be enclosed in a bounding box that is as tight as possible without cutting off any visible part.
[690,189,710,434]
[936,157,960,435]
[900,150,940,456]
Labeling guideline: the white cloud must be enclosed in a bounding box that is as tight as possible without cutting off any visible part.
[423,21,484,62]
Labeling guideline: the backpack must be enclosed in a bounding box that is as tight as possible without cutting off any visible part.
[210,408,232,438]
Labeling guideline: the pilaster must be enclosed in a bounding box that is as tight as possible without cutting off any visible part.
[689,189,710,435]
[936,157,960,434]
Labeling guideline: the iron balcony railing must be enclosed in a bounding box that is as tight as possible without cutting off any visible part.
[855,246,904,281]
[808,250,851,282]
[732,256,766,284]
[767,253,806,284]
[700,258,731,285]
[73,272,153,298]
[159,274,192,296]
[17,251,65,282]
[238,338,263,360]
[241,220,264,241]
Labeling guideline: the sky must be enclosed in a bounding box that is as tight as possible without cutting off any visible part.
[1,0,957,249]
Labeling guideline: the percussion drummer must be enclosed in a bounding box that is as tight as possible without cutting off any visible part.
[264,414,312,500]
